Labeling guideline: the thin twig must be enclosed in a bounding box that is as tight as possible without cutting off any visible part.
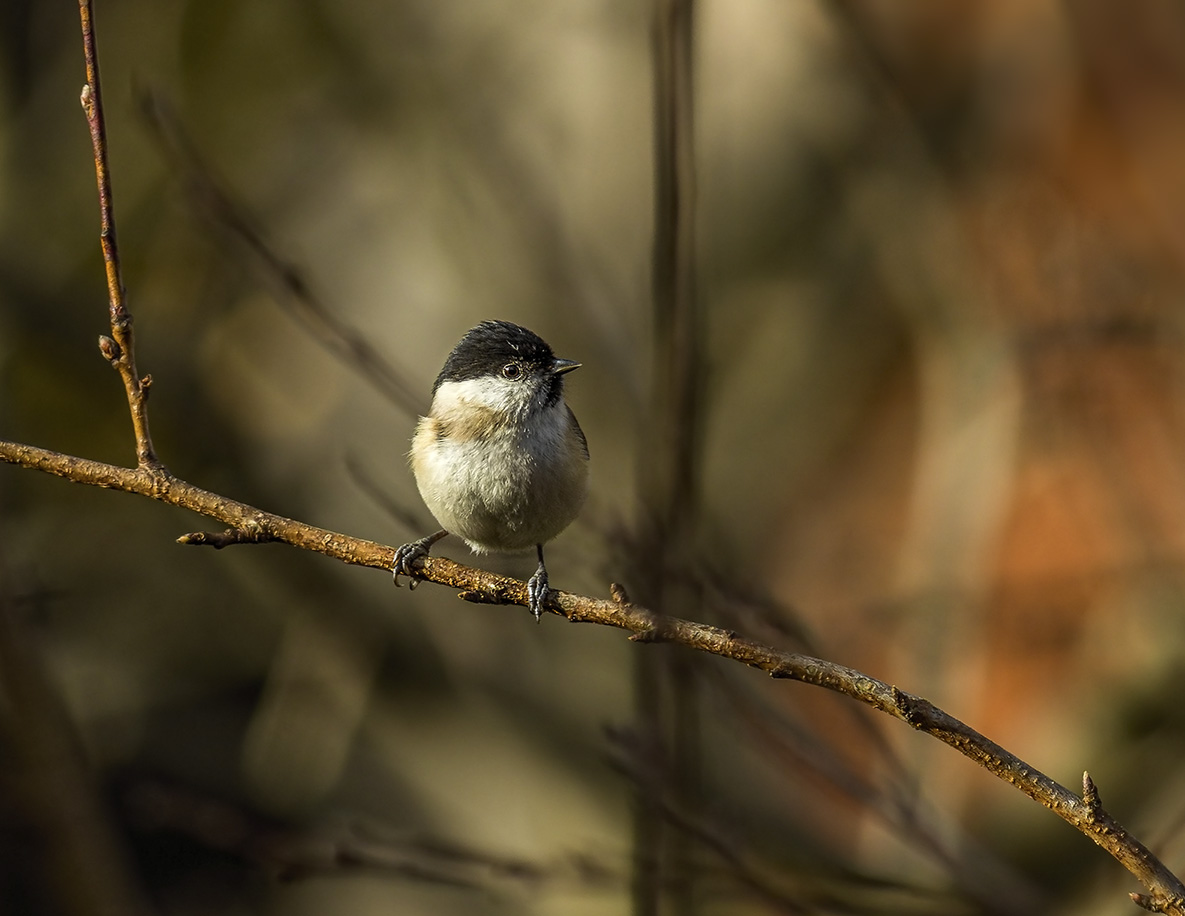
[2,437,1184,913]
[78,0,161,471]
[0,559,154,916]
[607,729,815,915]
[707,666,1042,915]
[137,91,426,418]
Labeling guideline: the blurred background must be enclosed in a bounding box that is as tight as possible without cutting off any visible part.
[4,1,1185,913]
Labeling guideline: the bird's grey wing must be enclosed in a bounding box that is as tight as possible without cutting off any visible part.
[568,405,589,459]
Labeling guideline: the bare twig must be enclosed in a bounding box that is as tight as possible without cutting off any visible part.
[633,1,701,912]
[123,779,530,889]
[0,442,387,569]
[137,91,426,418]
[649,0,700,515]
[607,728,814,915]
[0,562,153,916]
[78,0,161,471]
[708,666,1042,915]
[2,437,1184,912]
[343,453,435,537]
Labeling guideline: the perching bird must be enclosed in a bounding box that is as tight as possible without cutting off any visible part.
[392,320,589,621]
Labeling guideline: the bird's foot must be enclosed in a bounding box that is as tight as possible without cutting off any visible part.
[392,530,447,589]
[526,560,550,623]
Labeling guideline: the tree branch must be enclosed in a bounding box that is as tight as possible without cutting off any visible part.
[2,436,1184,912]
[636,1,701,911]
[137,90,426,419]
[78,0,160,471]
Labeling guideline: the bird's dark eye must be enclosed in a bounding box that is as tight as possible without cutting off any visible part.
[501,363,522,380]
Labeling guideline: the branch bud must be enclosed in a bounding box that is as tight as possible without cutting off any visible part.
[98,335,121,362]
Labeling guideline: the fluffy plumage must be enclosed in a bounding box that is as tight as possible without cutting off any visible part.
[392,321,589,620]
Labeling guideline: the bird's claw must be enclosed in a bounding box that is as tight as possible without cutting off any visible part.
[526,565,550,623]
[392,538,431,587]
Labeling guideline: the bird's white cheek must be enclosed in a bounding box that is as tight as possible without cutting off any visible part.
[432,377,528,418]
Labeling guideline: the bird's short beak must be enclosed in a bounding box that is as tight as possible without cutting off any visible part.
[552,358,581,375]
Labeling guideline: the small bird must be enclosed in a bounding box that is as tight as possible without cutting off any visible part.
[392,320,589,621]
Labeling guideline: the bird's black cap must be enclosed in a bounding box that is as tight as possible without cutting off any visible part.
[434,320,560,393]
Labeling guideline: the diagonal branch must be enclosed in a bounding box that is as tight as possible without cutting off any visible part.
[137,91,426,419]
[2,436,1184,913]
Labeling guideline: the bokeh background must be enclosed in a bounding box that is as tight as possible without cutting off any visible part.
[5,1,1185,914]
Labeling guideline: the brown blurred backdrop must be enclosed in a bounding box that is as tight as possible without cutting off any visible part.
[4,1,1185,914]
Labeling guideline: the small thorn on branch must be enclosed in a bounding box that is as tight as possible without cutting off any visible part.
[1131,892,1166,913]
[1130,892,1185,914]
[1083,771,1102,821]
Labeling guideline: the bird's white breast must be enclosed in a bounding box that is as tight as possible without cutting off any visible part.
[410,378,588,553]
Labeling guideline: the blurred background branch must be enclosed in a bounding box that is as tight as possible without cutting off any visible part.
[0,553,153,916]
[630,1,702,914]
[138,90,427,419]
